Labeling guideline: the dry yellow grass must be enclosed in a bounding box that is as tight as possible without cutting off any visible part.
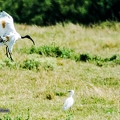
[0,22,120,119]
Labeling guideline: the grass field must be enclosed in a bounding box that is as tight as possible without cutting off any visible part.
[0,22,120,120]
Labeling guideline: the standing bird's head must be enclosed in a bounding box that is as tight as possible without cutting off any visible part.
[68,90,74,97]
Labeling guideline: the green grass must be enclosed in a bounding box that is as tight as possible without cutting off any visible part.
[0,22,120,119]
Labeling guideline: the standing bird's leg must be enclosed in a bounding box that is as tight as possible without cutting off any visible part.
[6,46,9,58]
[6,46,14,61]
[9,52,14,61]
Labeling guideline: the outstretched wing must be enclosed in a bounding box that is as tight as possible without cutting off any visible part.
[0,11,13,20]
[0,11,16,36]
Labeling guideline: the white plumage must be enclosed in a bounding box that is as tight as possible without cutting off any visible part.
[0,10,35,61]
[0,10,17,36]
[63,90,74,111]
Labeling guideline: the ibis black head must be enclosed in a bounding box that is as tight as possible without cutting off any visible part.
[21,35,35,45]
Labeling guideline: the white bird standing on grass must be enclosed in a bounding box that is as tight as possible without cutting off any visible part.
[0,10,35,61]
[63,90,74,111]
